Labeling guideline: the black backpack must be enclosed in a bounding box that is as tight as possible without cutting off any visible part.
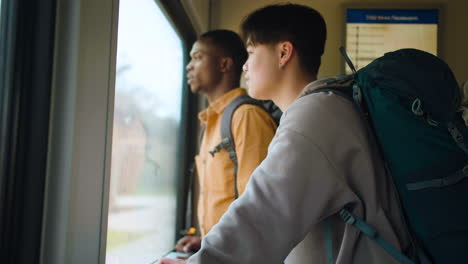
[181,95,281,235]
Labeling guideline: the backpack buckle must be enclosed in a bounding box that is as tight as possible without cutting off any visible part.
[411,98,424,116]
[339,209,356,225]
[209,138,231,157]
[352,84,362,105]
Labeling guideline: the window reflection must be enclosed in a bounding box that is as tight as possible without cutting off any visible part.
[106,0,184,263]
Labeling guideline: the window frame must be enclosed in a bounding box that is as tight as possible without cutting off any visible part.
[41,0,198,263]
[157,0,198,244]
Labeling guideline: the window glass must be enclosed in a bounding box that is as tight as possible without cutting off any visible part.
[106,0,184,263]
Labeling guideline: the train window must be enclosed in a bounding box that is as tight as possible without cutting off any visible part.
[106,0,184,263]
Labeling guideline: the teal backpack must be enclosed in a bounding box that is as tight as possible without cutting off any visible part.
[310,48,468,264]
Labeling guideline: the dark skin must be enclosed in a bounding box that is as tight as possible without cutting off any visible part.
[175,235,201,253]
[185,38,240,104]
[158,39,242,263]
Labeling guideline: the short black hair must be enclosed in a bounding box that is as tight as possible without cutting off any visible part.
[241,4,326,75]
[199,29,247,78]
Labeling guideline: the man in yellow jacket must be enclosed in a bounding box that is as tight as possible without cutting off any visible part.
[175,29,277,253]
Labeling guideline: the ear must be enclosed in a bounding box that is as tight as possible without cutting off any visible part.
[278,41,293,69]
[219,57,234,73]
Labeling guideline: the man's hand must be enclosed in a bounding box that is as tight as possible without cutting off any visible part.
[175,235,202,253]
[157,258,186,264]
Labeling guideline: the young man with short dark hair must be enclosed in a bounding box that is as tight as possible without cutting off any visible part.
[159,4,410,264]
[172,29,277,255]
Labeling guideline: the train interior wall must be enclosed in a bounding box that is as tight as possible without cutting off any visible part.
[187,0,468,85]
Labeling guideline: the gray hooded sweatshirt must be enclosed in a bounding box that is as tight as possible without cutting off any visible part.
[188,78,411,264]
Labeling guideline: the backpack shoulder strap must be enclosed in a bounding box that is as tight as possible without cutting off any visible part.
[260,100,282,125]
[332,208,417,264]
[220,94,263,151]
[209,94,263,199]
[305,78,368,118]
[310,86,353,101]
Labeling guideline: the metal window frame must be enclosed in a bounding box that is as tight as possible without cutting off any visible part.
[41,0,119,263]
[41,0,198,263]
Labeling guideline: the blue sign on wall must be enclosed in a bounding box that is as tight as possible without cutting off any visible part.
[347,9,438,24]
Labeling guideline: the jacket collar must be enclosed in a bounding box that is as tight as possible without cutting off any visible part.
[198,88,246,124]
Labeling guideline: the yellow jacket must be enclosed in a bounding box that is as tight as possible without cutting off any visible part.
[195,88,277,236]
